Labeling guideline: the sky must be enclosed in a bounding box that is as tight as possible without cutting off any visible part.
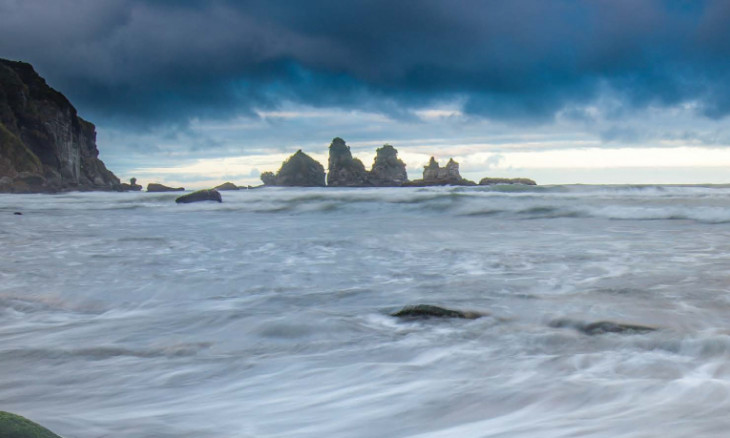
[2,0,730,187]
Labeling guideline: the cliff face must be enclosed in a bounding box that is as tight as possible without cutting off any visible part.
[0,58,121,193]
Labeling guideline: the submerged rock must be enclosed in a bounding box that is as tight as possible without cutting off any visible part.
[406,157,476,186]
[392,304,484,320]
[479,177,537,186]
[261,150,326,187]
[0,411,61,438]
[175,189,222,204]
[369,144,408,186]
[549,318,657,335]
[327,137,370,187]
[147,183,184,192]
[213,182,240,191]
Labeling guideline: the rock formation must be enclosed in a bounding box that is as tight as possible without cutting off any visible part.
[0,411,62,438]
[260,149,325,187]
[479,177,537,186]
[175,189,222,203]
[407,157,476,186]
[0,58,121,193]
[120,177,143,191]
[549,318,657,335]
[213,182,240,191]
[369,144,408,186]
[147,183,184,192]
[392,304,484,320]
[326,137,369,186]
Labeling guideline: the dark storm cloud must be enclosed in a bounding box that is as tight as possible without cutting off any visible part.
[1,0,729,126]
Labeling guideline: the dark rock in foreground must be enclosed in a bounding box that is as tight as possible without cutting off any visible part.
[147,183,184,192]
[175,189,222,204]
[405,157,476,186]
[214,182,240,191]
[392,304,484,320]
[369,144,409,186]
[479,177,537,186]
[0,411,61,438]
[327,137,370,187]
[0,58,121,193]
[549,318,657,335]
[261,150,325,187]
[120,177,143,191]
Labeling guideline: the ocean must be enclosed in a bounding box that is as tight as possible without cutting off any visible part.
[3,185,730,437]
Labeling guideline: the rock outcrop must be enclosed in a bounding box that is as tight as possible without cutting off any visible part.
[326,137,370,187]
[0,411,62,438]
[406,157,476,186]
[260,149,325,187]
[392,304,484,320]
[369,144,408,186]
[0,58,121,193]
[175,189,222,203]
[479,177,537,186]
[213,182,240,191]
[147,183,184,192]
[120,177,143,191]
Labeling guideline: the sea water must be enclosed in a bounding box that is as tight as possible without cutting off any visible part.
[2,185,730,437]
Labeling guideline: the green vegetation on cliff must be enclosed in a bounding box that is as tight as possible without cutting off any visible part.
[0,412,61,438]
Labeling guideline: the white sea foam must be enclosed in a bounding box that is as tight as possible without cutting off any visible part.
[2,186,730,437]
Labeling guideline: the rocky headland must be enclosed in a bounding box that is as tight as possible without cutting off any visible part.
[0,58,122,193]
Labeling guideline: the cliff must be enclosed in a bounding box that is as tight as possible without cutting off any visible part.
[0,58,121,193]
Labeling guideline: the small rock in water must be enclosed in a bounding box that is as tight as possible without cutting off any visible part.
[13,211,22,215]
[391,304,484,320]
[0,411,62,438]
[549,318,657,335]
[213,182,240,191]
[175,189,223,204]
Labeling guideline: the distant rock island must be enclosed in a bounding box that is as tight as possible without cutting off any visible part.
[147,182,184,192]
[0,58,122,193]
[261,137,536,187]
[406,157,476,186]
[260,149,326,187]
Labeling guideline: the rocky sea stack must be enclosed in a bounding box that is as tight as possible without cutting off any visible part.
[407,157,476,186]
[327,137,369,187]
[369,144,408,187]
[261,149,325,187]
[0,58,121,193]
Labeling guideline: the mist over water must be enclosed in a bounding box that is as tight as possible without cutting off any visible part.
[3,185,730,437]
